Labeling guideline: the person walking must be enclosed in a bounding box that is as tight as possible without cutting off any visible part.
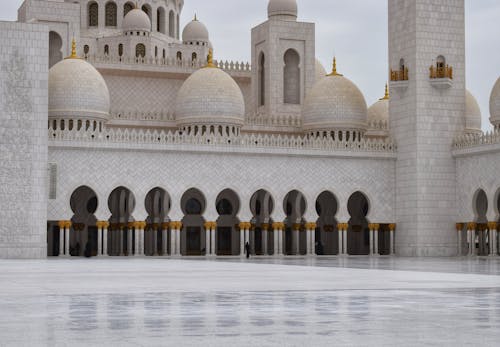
[245,241,250,259]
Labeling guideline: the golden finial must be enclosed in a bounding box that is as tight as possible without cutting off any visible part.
[380,83,390,100]
[65,38,80,60]
[205,48,216,68]
[328,56,343,76]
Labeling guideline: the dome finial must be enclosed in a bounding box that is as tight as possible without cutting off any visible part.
[65,38,79,60]
[205,49,216,68]
[380,83,390,100]
[328,56,343,77]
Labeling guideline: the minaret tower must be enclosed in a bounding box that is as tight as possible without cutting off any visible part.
[389,0,466,256]
[251,0,315,125]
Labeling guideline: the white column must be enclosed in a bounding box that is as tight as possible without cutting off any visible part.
[374,227,379,255]
[343,227,348,256]
[310,225,316,256]
[211,224,216,256]
[293,226,300,255]
[127,226,134,256]
[467,227,472,256]
[58,221,65,256]
[369,225,374,256]
[97,223,103,256]
[388,224,395,256]
[170,223,176,256]
[338,226,343,255]
[245,228,250,253]
[262,226,268,256]
[134,223,141,257]
[205,222,211,256]
[469,224,476,256]
[102,224,108,256]
[65,224,71,256]
[278,228,284,256]
[488,223,497,257]
[272,223,279,256]
[162,224,169,256]
[240,223,245,257]
[175,228,181,256]
[306,227,311,256]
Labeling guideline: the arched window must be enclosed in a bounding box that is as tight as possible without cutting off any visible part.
[49,31,62,68]
[169,11,175,37]
[162,49,166,59]
[84,45,90,55]
[436,55,446,69]
[136,43,146,58]
[157,7,165,33]
[192,52,197,61]
[118,44,123,57]
[177,51,182,60]
[105,2,117,27]
[142,5,152,22]
[399,58,405,71]
[88,2,98,27]
[155,46,158,57]
[104,45,109,55]
[258,52,265,106]
[123,2,134,17]
[283,49,300,104]
[176,14,180,39]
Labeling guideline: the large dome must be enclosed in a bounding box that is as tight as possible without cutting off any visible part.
[315,59,327,83]
[302,62,367,133]
[182,16,209,44]
[268,0,297,20]
[465,90,482,134]
[123,8,151,32]
[175,65,244,129]
[490,77,500,128]
[49,56,110,122]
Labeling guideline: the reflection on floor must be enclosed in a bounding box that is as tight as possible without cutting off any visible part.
[0,258,499,346]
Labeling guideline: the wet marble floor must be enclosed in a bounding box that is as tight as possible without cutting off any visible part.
[0,257,499,346]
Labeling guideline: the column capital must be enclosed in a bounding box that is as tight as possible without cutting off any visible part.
[388,224,396,231]
[292,223,301,231]
[337,223,348,231]
[58,220,66,228]
[455,223,464,231]
[170,221,182,230]
[467,222,477,230]
[127,222,136,229]
[305,222,317,230]
[161,222,170,230]
[488,222,498,230]
[261,223,270,231]
[272,222,285,230]
[204,221,217,229]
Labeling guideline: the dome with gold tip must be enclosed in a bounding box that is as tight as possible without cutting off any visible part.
[49,40,110,122]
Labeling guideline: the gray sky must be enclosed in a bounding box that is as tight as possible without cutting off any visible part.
[2,0,499,131]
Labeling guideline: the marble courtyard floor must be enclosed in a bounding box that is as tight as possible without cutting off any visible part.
[0,257,500,346]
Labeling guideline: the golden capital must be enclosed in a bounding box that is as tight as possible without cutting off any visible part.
[64,220,72,229]
[388,224,396,231]
[488,222,498,230]
[467,222,477,230]
[261,223,270,231]
[161,222,170,230]
[272,222,285,231]
[455,223,464,231]
[305,222,317,230]
[58,220,66,229]
[292,223,301,231]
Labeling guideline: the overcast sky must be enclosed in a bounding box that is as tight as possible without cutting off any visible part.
[1,0,499,130]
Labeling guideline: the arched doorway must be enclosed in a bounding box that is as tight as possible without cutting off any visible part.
[283,190,306,255]
[283,49,300,104]
[70,186,98,256]
[347,192,370,255]
[49,31,63,69]
[145,188,170,256]
[157,7,166,33]
[216,189,240,255]
[473,189,488,256]
[250,190,274,255]
[315,191,339,255]
[181,188,206,256]
[108,187,136,256]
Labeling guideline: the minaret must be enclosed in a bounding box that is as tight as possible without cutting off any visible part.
[250,0,315,125]
[389,0,466,256]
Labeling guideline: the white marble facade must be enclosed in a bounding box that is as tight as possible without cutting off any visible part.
[0,0,500,258]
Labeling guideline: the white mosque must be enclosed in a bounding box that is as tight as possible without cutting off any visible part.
[0,0,500,259]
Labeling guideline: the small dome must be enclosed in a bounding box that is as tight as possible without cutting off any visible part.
[182,16,209,44]
[315,59,327,83]
[268,0,297,20]
[368,86,389,124]
[49,57,110,122]
[465,90,482,134]
[302,60,367,133]
[175,65,244,128]
[123,8,151,32]
[490,77,500,128]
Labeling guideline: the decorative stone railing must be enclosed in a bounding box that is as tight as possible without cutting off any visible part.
[453,130,500,149]
[86,55,251,74]
[367,119,389,131]
[245,112,302,128]
[111,110,175,122]
[48,127,396,153]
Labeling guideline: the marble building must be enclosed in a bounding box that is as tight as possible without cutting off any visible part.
[0,0,499,259]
